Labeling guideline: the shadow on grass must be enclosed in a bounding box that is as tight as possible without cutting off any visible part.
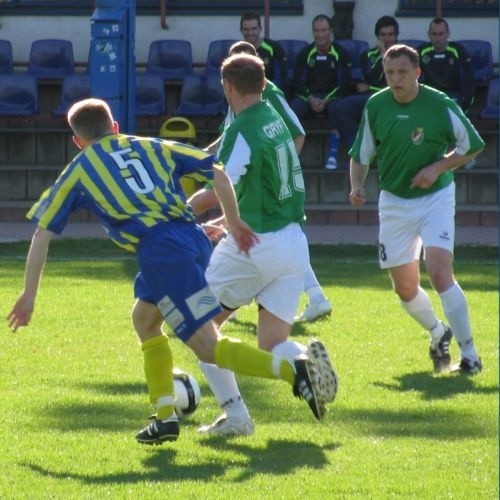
[45,379,320,428]
[21,438,339,484]
[22,456,226,484]
[199,438,339,480]
[75,381,147,396]
[338,406,497,439]
[372,371,499,400]
[35,401,144,432]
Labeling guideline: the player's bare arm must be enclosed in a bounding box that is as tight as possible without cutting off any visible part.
[410,149,483,189]
[187,187,218,216]
[7,226,54,332]
[212,168,259,255]
[349,159,369,206]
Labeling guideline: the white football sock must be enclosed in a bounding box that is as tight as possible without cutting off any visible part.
[271,340,307,362]
[198,361,250,421]
[304,264,328,302]
[401,286,441,334]
[439,282,478,361]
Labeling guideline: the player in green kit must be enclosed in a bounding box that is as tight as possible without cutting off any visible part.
[202,41,333,323]
[349,44,485,375]
[195,54,337,435]
[227,42,333,324]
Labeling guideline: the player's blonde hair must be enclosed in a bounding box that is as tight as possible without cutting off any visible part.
[68,98,115,140]
[229,41,257,57]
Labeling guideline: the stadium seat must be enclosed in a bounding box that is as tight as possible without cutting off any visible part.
[399,39,426,50]
[27,39,74,79]
[0,40,13,75]
[146,40,193,81]
[176,74,226,116]
[52,74,91,116]
[456,40,494,84]
[205,39,238,75]
[136,73,166,116]
[277,39,308,79]
[480,77,499,120]
[336,39,369,81]
[0,74,38,115]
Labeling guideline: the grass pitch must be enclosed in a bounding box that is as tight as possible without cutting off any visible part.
[0,240,497,499]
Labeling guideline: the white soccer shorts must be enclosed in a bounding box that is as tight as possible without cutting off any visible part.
[206,222,309,324]
[378,182,456,269]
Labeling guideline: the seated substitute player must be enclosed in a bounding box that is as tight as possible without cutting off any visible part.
[6,98,328,446]
[335,15,399,152]
[418,17,475,115]
[349,45,484,375]
[201,40,332,323]
[290,14,352,170]
[240,11,288,90]
[190,54,338,436]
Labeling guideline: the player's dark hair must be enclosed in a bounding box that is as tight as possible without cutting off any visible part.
[221,54,265,95]
[375,15,399,37]
[240,11,261,29]
[429,17,450,32]
[384,44,420,67]
[312,14,332,29]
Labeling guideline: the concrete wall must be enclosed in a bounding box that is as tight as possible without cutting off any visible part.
[0,0,497,65]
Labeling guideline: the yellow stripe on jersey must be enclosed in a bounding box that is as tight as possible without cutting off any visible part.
[84,146,166,227]
[27,166,81,227]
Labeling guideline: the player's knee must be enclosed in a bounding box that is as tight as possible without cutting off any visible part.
[132,301,163,341]
[393,282,418,302]
[428,269,454,294]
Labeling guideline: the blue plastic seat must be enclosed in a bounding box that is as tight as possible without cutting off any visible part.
[146,40,193,81]
[399,39,426,50]
[480,77,499,120]
[456,39,493,84]
[205,39,238,75]
[52,74,91,116]
[0,40,13,75]
[277,39,308,79]
[136,73,166,116]
[27,39,74,79]
[176,74,226,116]
[336,39,369,81]
[0,74,38,115]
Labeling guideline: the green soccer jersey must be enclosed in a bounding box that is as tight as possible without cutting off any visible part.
[350,84,485,199]
[217,100,305,233]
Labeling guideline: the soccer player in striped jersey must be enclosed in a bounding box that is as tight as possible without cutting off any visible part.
[7,98,327,445]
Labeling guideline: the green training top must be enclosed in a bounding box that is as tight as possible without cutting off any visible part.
[217,100,305,233]
[350,84,485,199]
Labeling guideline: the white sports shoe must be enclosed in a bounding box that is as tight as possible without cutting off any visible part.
[324,156,338,170]
[307,339,338,403]
[295,298,332,322]
[198,414,255,436]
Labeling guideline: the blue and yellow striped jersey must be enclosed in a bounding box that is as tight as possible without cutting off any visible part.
[28,134,217,251]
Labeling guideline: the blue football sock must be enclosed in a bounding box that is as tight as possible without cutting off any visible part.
[327,132,340,159]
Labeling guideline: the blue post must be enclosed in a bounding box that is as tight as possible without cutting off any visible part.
[90,0,136,133]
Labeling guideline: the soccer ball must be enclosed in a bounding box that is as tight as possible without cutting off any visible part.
[173,368,201,418]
